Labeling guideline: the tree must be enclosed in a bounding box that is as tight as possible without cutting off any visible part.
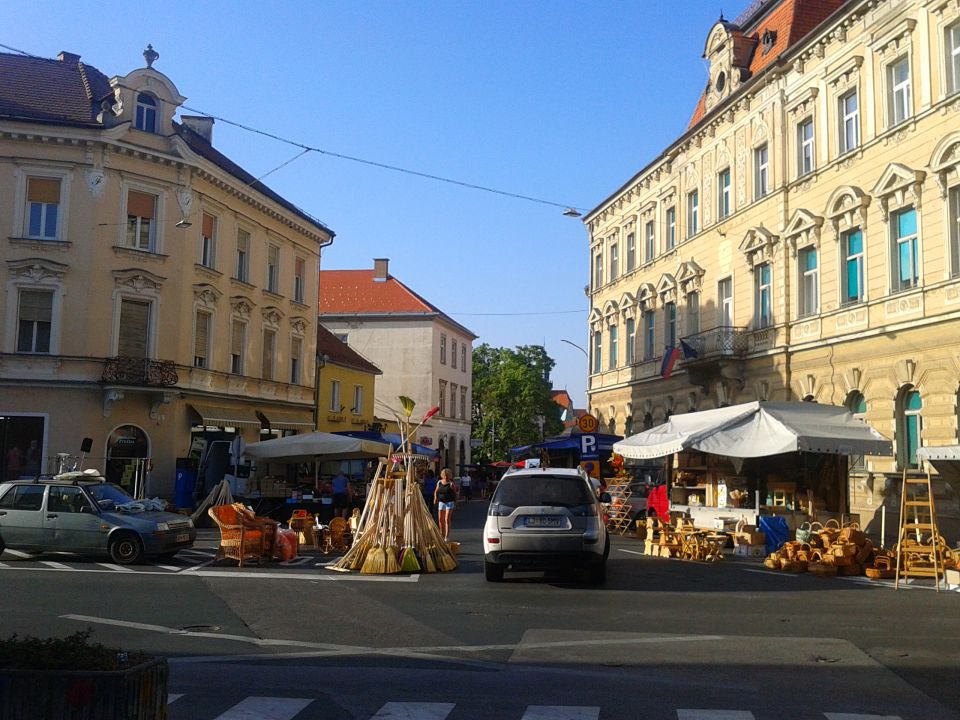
[471,344,563,462]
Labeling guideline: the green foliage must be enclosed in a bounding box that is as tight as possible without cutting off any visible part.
[471,344,563,461]
[0,628,148,671]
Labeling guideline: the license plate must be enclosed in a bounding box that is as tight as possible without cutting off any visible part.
[526,516,561,528]
[175,533,190,543]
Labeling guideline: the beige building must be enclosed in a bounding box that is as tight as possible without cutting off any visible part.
[583,0,960,533]
[0,48,333,498]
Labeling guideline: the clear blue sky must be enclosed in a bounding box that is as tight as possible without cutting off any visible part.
[4,0,729,407]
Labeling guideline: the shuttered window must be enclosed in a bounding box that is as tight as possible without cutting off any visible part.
[126,191,156,251]
[16,290,53,353]
[294,257,305,303]
[290,336,302,384]
[200,213,216,268]
[194,310,211,368]
[231,319,245,374]
[26,177,61,239]
[235,230,250,282]
[262,329,276,380]
[267,245,279,293]
[118,299,150,358]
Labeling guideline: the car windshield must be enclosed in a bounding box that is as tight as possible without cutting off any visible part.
[493,475,594,508]
[85,483,134,510]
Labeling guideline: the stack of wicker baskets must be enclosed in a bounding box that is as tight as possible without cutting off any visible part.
[763,520,897,578]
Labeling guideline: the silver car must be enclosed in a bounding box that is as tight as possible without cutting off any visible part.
[0,477,195,564]
[482,467,609,583]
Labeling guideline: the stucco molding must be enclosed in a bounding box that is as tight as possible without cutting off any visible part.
[738,226,780,267]
[870,163,926,220]
[929,131,960,197]
[825,185,871,240]
[783,208,825,255]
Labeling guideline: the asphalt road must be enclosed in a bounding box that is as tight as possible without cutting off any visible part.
[2,500,958,720]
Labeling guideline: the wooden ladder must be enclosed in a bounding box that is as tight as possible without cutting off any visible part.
[895,466,944,591]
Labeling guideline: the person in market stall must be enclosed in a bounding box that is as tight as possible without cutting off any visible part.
[422,467,438,508]
[331,470,352,519]
[433,468,458,540]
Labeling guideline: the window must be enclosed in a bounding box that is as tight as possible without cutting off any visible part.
[645,221,655,262]
[897,388,922,469]
[888,57,912,126]
[626,232,636,272]
[664,302,677,347]
[755,263,773,328]
[266,245,280,294]
[335,333,348,344]
[609,241,619,281]
[643,310,655,361]
[839,91,859,154]
[950,186,960,278]
[235,230,250,282]
[843,228,865,304]
[592,330,602,373]
[666,207,676,250]
[625,318,636,365]
[440,334,447,364]
[754,144,769,199]
[118,298,150,358]
[451,383,458,417]
[948,22,960,95]
[290,336,302,384]
[439,380,447,416]
[200,213,217,269]
[125,190,157,251]
[230,319,245,374]
[461,345,467,371]
[352,385,363,415]
[686,191,699,237]
[25,177,61,239]
[608,325,618,370]
[460,386,467,420]
[329,379,341,412]
[262,328,276,380]
[718,277,733,327]
[718,168,731,219]
[797,118,815,176]
[0,484,45,511]
[16,290,52,353]
[798,246,819,317]
[134,93,157,132]
[892,207,919,291]
[687,292,700,335]
[293,257,305,304]
[193,310,211,368]
[452,340,458,369]
[594,252,603,289]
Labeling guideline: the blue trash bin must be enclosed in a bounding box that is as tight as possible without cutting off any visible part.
[174,468,196,509]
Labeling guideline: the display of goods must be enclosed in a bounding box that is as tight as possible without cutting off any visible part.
[855,540,875,564]
[830,542,858,560]
[764,554,780,570]
[839,522,867,546]
[795,543,813,562]
[819,518,841,547]
[779,559,807,573]
[808,561,838,576]
[866,555,895,580]
[795,522,815,543]
[838,562,864,576]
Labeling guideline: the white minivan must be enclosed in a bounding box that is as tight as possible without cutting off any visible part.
[482,467,609,583]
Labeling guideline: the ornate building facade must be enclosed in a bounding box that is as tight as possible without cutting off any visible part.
[583,0,960,530]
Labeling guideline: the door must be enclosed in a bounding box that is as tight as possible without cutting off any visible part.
[44,485,104,552]
[0,484,47,548]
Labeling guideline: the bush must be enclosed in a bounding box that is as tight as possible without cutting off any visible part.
[0,628,149,671]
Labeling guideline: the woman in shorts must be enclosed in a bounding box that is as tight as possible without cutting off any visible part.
[433,468,457,540]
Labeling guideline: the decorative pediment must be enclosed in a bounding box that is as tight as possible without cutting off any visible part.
[588,307,603,329]
[637,282,657,309]
[192,283,222,307]
[825,55,864,90]
[787,86,819,117]
[870,163,926,220]
[602,299,620,325]
[929,131,960,198]
[825,185,871,239]
[231,295,255,318]
[261,305,285,327]
[640,200,657,218]
[739,226,780,267]
[656,273,678,303]
[783,208,824,254]
[290,315,309,334]
[618,292,637,317]
[112,268,165,294]
[7,257,69,283]
[675,260,705,293]
[870,18,916,58]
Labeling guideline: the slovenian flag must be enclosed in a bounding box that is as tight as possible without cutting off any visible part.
[680,338,698,359]
[660,345,681,379]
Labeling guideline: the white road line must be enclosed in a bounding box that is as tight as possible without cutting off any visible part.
[212,696,312,720]
[617,548,645,556]
[41,560,71,570]
[824,714,902,719]
[521,706,600,719]
[181,558,218,572]
[3,549,34,558]
[370,702,455,719]
[0,562,8,568]
[153,564,182,572]
[97,563,135,573]
[677,712,755,720]
[278,557,312,566]
[0,563,418,582]
[167,693,184,704]
[740,568,802,578]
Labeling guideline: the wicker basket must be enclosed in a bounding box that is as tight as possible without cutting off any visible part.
[839,522,867,547]
[819,518,841,548]
[795,522,813,544]
[865,566,895,580]
[838,562,863,576]
[764,554,781,570]
[808,561,838,577]
[779,559,808,573]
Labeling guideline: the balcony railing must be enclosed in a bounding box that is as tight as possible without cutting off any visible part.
[101,357,179,387]
[682,326,748,360]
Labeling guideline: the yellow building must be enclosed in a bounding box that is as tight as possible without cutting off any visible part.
[0,48,333,497]
[315,324,381,433]
[583,0,960,534]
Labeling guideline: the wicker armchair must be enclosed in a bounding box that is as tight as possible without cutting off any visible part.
[327,516,352,553]
[208,504,272,567]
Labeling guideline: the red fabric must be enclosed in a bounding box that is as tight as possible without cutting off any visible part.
[648,484,669,519]
[277,529,298,561]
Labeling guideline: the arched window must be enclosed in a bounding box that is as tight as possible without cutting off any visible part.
[135,93,157,133]
[624,416,633,437]
[895,387,922,469]
[608,418,617,435]
[643,413,654,430]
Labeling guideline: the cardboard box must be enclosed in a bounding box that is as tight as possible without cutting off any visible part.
[734,544,767,558]
[946,568,960,589]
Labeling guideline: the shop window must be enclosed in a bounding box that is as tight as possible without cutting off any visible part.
[896,387,922,469]
[624,416,633,436]
[1,415,46,481]
[105,425,149,495]
[643,413,654,430]
[842,228,865,304]
[25,177,61,239]
[891,206,919,292]
[134,93,157,133]
[16,289,52,353]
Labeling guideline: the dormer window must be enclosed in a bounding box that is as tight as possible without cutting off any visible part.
[135,93,157,133]
[761,29,777,55]
[715,71,726,93]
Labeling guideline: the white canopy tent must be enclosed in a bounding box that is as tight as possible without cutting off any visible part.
[243,432,392,463]
[614,401,892,460]
[917,446,960,495]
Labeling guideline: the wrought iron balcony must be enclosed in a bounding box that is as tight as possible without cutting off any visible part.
[101,356,179,387]
[681,326,748,362]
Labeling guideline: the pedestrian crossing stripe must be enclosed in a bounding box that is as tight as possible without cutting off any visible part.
[520,707,599,719]
[212,696,313,720]
[370,702,456,719]
[677,712,756,719]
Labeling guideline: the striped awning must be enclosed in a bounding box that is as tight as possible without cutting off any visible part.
[189,403,262,428]
[262,409,315,430]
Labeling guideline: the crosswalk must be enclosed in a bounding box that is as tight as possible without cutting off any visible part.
[167,695,909,720]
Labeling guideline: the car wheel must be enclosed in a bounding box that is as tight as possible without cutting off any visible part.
[587,561,607,585]
[0,535,5,557]
[109,532,143,565]
[603,537,610,560]
[484,561,504,582]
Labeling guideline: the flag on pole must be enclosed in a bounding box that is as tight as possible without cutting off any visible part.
[660,345,681,379]
[680,338,698,359]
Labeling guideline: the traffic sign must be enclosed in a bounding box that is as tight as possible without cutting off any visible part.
[580,433,599,460]
[578,413,598,433]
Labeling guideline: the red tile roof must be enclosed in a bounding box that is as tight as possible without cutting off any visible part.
[0,52,111,125]
[316,323,381,375]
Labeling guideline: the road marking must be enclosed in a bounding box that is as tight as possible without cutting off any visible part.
[182,558,217,572]
[370,702,455,719]
[617,548,645,556]
[41,560,71,570]
[0,563,418,582]
[97,563,135,573]
[167,693,184,704]
[521,706,599,719]
[824,714,902,719]
[212,696,312,720]
[3,549,34,558]
[740,569,802,578]
[278,557,313,566]
[154,564,182,571]
[677,712,755,719]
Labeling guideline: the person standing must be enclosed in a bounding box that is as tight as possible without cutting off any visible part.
[331,470,352,519]
[433,468,457,540]
[460,469,472,501]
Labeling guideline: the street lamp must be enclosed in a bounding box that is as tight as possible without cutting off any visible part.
[561,338,588,358]
[313,352,329,431]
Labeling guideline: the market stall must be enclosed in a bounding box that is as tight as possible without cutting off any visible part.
[613,401,893,535]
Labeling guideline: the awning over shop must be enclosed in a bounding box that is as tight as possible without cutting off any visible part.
[189,403,262,428]
[243,432,391,462]
[613,401,893,460]
[333,430,437,458]
[260,409,315,430]
[917,446,960,495]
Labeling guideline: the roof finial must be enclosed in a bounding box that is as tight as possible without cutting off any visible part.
[143,44,159,69]
[719,9,726,22]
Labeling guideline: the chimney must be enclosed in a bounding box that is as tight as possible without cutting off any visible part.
[57,51,81,64]
[373,258,389,282]
[180,116,215,144]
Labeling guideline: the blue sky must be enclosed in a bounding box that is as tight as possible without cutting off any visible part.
[4,0,729,407]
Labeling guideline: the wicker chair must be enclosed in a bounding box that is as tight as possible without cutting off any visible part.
[208,504,271,567]
[327,516,352,553]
